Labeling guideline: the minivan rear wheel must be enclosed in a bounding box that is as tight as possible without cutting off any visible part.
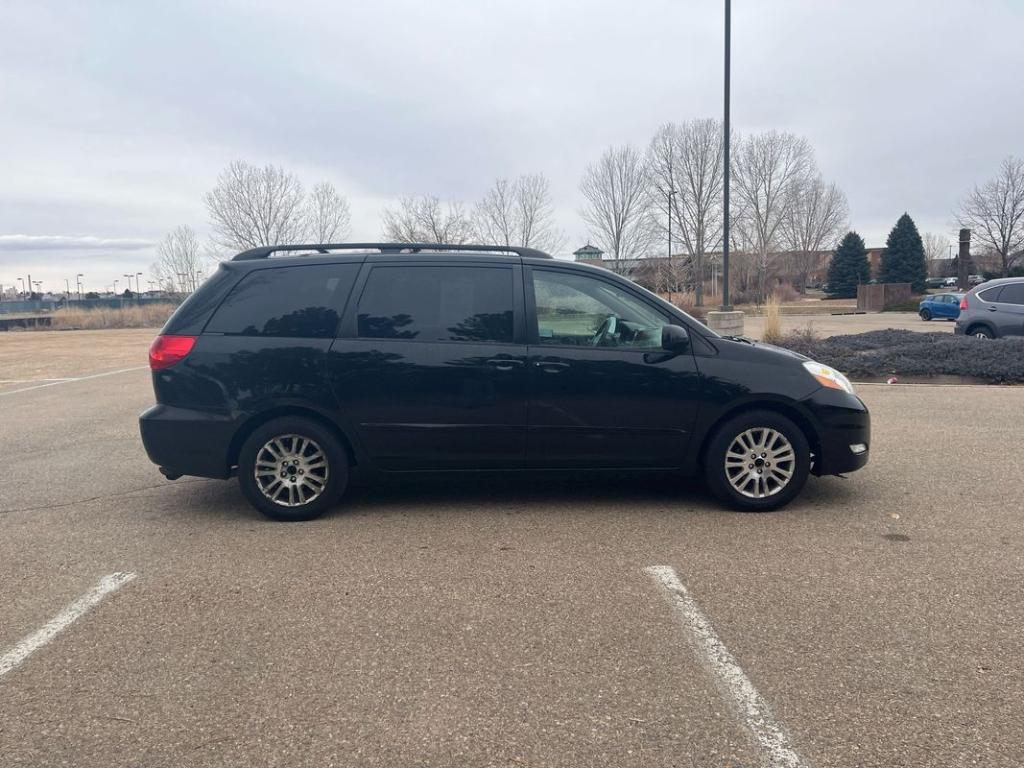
[703,410,810,512]
[238,416,348,521]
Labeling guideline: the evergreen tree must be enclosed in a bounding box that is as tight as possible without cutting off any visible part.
[826,231,871,298]
[880,213,928,292]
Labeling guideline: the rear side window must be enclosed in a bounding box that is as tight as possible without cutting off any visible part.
[977,286,1003,303]
[997,283,1024,305]
[357,265,514,343]
[207,264,359,338]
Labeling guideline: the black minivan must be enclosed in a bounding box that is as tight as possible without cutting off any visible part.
[140,243,869,521]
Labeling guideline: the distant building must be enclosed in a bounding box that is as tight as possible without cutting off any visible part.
[572,244,604,263]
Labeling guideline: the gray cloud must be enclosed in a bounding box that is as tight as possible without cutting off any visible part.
[0,235,155,252]
[2,0,1022,290]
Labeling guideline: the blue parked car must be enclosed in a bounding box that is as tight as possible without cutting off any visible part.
[919,292,963,321]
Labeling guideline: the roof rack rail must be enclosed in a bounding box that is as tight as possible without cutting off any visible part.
[231,242,554,261]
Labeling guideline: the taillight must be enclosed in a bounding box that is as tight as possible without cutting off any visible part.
[959,295,969,311]
[149,335,196,370]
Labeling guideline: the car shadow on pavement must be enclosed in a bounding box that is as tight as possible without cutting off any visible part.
[161,469,859,522]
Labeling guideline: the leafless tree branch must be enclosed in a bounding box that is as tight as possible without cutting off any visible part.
[580,144,655,274]
[151,225,202,293]
[957,156,1024,276]
[381,195,474,244]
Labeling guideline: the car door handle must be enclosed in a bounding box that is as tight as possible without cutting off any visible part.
[987,306,998,311]
[487,358,525,371]
[534,361,570,373]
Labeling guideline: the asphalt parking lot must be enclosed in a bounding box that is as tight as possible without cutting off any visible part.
[1,331,1022,767]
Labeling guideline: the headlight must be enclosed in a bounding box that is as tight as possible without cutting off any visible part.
[803,361,855,394]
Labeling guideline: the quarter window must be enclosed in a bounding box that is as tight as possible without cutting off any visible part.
[977,286,1004,303]
[206,264,358,338]
[532,270,667,348]
[356,266,514,343]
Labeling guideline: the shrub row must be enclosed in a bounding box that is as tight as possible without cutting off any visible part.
[776,329,1024,384]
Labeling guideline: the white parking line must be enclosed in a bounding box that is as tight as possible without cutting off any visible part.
[645,565,808,768]
[0,572,137,680]
[0,366,147,397]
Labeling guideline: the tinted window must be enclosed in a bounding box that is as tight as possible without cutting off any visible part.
[207,264,358,338]
[357,266,514,343]
[533,269,667,348]
[998,283,1024,305]
[977,286,1003,303]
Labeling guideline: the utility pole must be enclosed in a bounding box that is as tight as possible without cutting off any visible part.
[721,0,732,311]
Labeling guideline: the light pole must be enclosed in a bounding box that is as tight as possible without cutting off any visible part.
[76,274,84,300]
[136,272,143,297]
[32,280,42,296]
[18,277,25,297]
[721,0,732,311]
[113,279,119,295]
[65,278,71,299]
[667,188,677,299]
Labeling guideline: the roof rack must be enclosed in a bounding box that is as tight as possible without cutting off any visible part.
[231,242,554,261]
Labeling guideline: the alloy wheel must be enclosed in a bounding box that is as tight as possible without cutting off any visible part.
[254,434,329,507]
[724,428,796,499]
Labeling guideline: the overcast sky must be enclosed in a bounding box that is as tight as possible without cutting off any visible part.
[2,0,1021,292]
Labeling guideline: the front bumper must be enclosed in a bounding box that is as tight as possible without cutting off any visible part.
[801,387,871,476]
[139,404,236,479]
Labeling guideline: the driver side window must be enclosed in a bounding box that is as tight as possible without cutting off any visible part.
[532,269,666,348]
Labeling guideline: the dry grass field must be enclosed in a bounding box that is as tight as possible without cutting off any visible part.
[48,303,177,330]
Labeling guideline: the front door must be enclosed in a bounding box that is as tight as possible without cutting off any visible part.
[328,261,528,470]
[525,266,702,469]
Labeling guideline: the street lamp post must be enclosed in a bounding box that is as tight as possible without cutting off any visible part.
[136,272,143,297]
[76,274,84,300]
[667,188,677,300]
[18,277,25,298]
[721,0,732,311]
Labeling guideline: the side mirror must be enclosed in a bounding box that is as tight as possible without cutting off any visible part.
[661,324,689,353]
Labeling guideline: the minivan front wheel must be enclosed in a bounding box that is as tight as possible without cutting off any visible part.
[704,410,810,512]
[238,417,348,521]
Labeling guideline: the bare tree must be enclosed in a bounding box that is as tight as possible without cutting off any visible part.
[580,144,654,274]
[381,195,474,244]
[732,131,815,301]
[205,161,308,252]
[151,225,202,293]
[646,119,725,305]
[474,174,565,252]
[922,231,950,262]
[307,182,352,243]
[957,156,1024,276]
[781,175,849,291]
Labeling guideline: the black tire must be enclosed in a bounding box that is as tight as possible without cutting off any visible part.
[919,309,932,321]
[237,416,348,521]
[967,325,995,339]
[703,410,811,512]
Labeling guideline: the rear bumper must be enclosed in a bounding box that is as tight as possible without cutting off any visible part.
[139,404,235,479]
[801,388,870,476]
